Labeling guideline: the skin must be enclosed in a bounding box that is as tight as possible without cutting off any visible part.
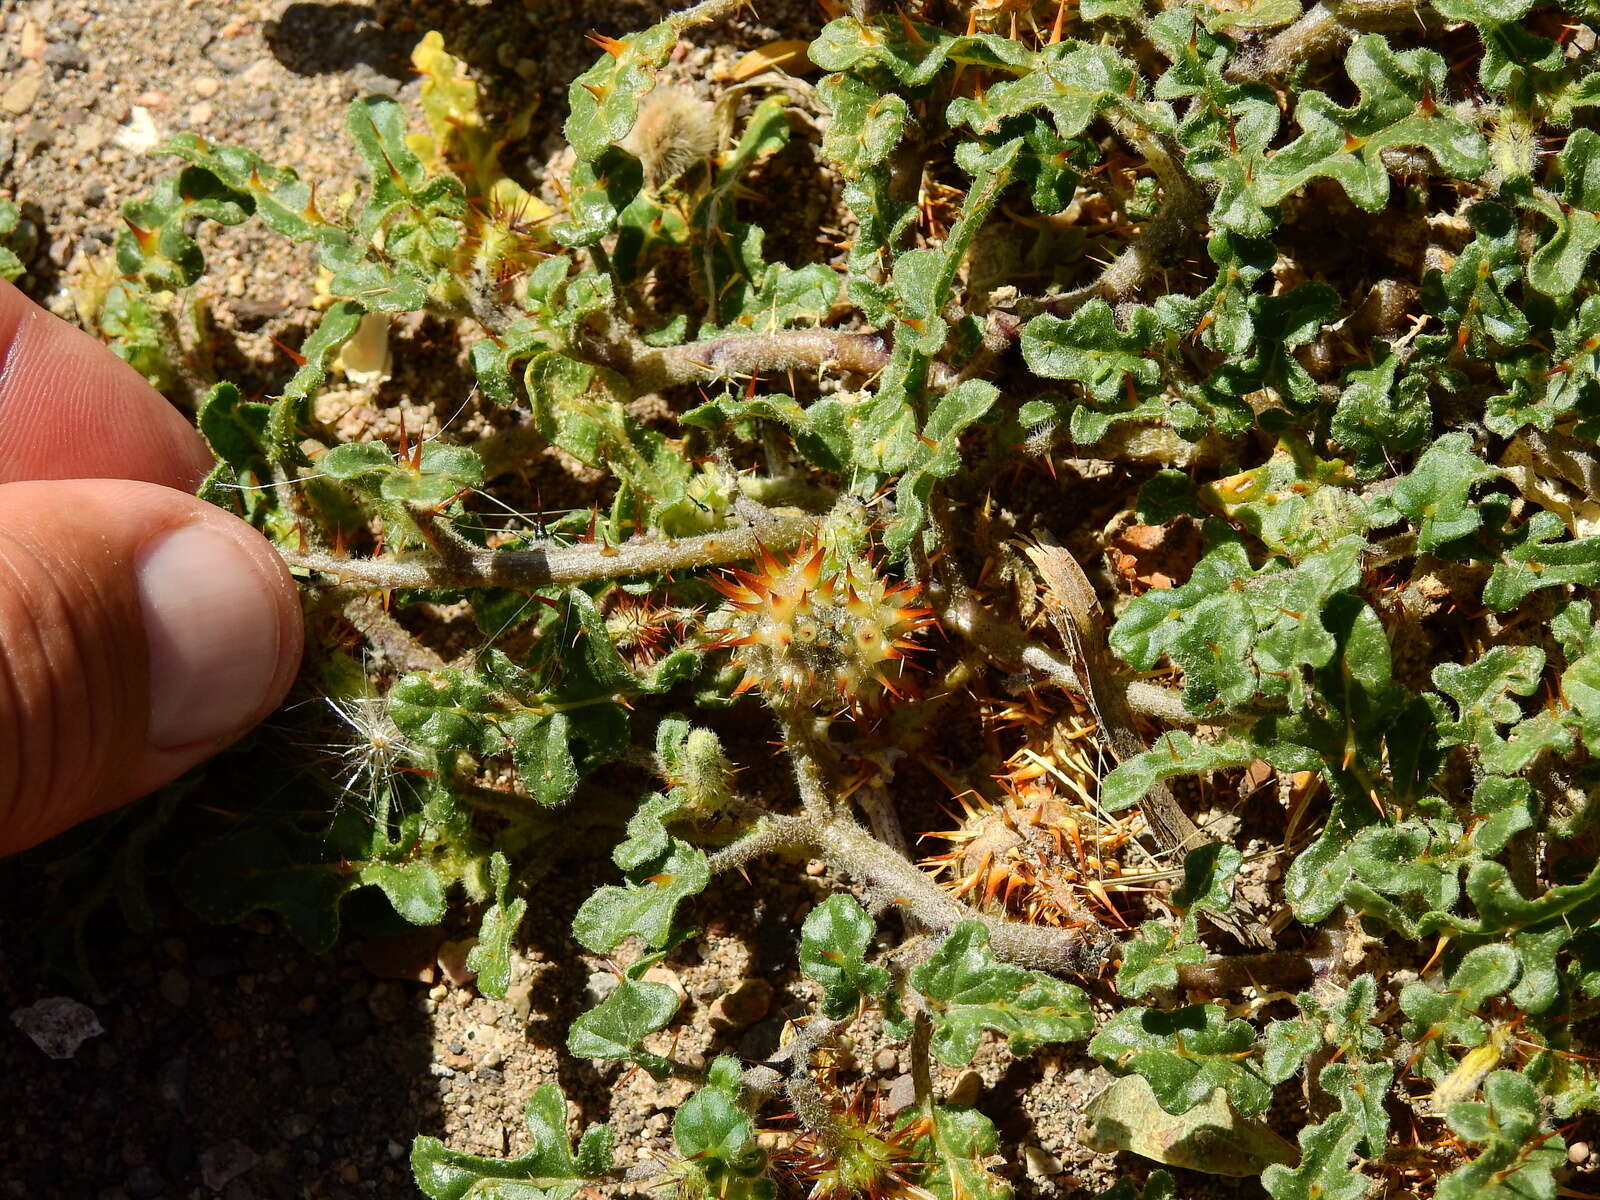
[0,278,303,855]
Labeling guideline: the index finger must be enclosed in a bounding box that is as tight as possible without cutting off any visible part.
[0,279,213,489]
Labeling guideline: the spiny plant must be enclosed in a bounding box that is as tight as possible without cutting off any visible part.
[55,0,1600,1194]
[704,518,935,710]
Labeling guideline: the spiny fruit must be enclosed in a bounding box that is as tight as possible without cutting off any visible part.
[921,704,1141,926]
[703,539,934,714]
[774,1086,937,1200]
[602,590,698,669]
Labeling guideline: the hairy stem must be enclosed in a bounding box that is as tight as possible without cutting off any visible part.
[927,581,1222,726]
[710,813,1113,976]
[777,710,839,824]
[341,593,447,674]
[1087,118,1202,307]
[623,327,903,392]
[284,509,816,592]
[1238,0,1443,81]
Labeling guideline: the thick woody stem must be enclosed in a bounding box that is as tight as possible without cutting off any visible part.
[595,328,898,394]
[283,509,816,592]
[1238,0,1444,81]
[778,711,841,824]
[707,813,1114,977]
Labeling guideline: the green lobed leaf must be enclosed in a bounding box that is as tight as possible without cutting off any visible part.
[567,975,681,1078]
[1021,300,1162,405]
[910,921,1094,1065]
[1089,1004,1271,1116]
[1438,1071,1565,1200]
[1102,735,1256,814]
[466,852,527,999]
[412,1083,610,1200]
[571,836,709,954]
[905,1106,1011,1200]
[798,896,891,1019]
[1116,918,1205,998]
[1528,128,1600,297]
[1260,1112,1366,1200]
[563,21,678,162]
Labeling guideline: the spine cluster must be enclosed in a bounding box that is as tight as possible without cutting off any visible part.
[705,540,934,714]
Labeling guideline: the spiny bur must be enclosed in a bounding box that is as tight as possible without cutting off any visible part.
[704,530,934,714]
[664,726,734,816]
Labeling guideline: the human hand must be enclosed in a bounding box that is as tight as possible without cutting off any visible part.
[0,278,303,855]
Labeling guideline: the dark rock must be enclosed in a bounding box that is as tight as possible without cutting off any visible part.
[44,40,89,71]
[709,979,774,1032]
[326,1107,356,1137]
[23,1162,62,1192]
[230,295,286,328]
[203,37,255,74]
[333,1005,372,1041]
[365,981,407,1025]
[162,1130,196,1182]
[193,954,240,979]
[157,1056,188,1112]
[885,1073,918,1114]
[735,1013,785,1062]
[198,1141,258,1192]
[295,1036,339,1087]
[125,1164,165,1198]
[158,969,191,1008]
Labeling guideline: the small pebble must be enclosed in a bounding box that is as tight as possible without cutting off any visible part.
[709,979,773,1032]
[124,1165,164,1199]
[437,939,478,988]
[193,76,221,98]
[874,1048,899,1074]
[18,19,44,59]
[366,981,407,1024]
[1,63,45,115]
[1571,1141,1591,1165]
[198,1141,258,1192]
[585,971,619,1005]
[885,1073,919,1114]
[1023,1145,1062,1178]
[160,969,192,1008]
[10,996,104,1059]
[504,979,534,1021]
[43,40,88,71]
[945,1069,983,1108]
[643,966,687,1004]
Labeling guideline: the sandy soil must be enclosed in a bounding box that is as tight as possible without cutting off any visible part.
[1,3,1218,1198]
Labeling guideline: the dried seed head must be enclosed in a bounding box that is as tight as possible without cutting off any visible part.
[624,86,717,191]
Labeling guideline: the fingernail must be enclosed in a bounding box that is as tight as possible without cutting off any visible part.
[137,524,283,749]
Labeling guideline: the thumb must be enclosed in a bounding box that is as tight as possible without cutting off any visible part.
[0,478,303,855]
